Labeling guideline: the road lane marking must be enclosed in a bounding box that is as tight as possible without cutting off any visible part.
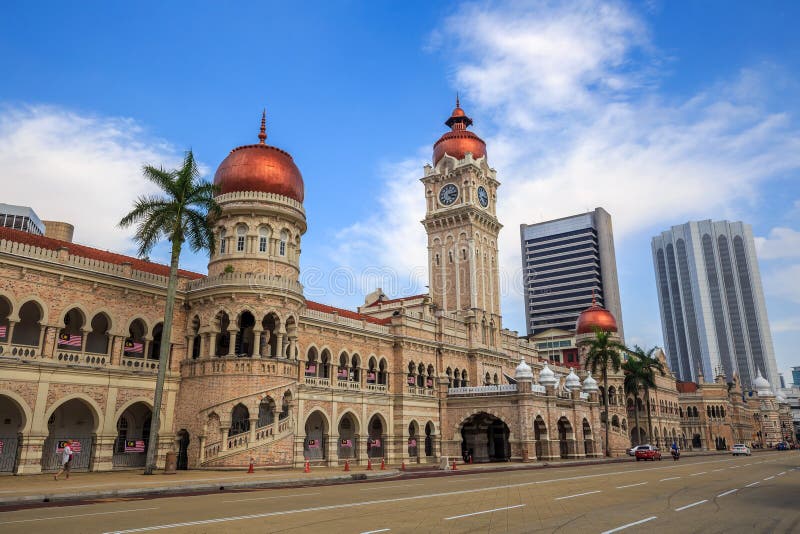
[712,468,724,472]
[601,516,658,534]
[675,500,707,511]
[745,481,760,488]
[744,464,752,466]
[777,471,786,476]
[555,490,601,500]
[0,507,158,525]
[764,476,775,480]
[659,476,680,481]
[728,466,739,469]
[689,471,706,476]
[223,492,321,503]
[99,458,742,534]
[717,489,737,497]
[444,504,525,520]
[359,483,422,491]
[361,530,390,534]
[616,482,647,489]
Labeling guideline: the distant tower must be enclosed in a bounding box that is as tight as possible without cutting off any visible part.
[421,100,502,322]
[651,220,778,390]
[519,208,623,338]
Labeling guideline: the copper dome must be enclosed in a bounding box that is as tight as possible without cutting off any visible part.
[213,111,304,202]
[575,296,618,335]
[433,100,486,165]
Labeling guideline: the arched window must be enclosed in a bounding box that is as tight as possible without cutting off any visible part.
[446,367,452,388]
[219,228,227,254]
[236,225,246,252]
[453,368,460,388]
[259,227,270,253]
[435,254,440,266]
[461,369,468,387]
[485,372,491,385]
[448,250,453,263]
[229,404,250,437]
[279,230,289,257]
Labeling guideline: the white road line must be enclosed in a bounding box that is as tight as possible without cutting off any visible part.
[689,471,706,476]
[444,504,525,520]
[745,481,760,488]
[675,500,707,512]
[98,458,741,534]
[712,468,724,472]
[616,482,647,489]
[361,529,390,534]
[744,464,752,466]
[359,483,422,491]
[0,507,158,525]
[223,492,321,503]
[717,489,737,498]
[728,466,740,469]
[555,490,601,500]
[659,476,680,482]
[764,476,775,481]
[601,516,658,534]
[777,471,786,476]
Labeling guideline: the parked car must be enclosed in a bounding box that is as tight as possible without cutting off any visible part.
[627,444,651,456]
[635,445,662,461]
[776,442,789,451]
[731,444,751,456]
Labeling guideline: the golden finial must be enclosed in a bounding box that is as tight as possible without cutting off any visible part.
[258,109,267,144]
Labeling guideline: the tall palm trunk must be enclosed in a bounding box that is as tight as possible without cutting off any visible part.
[644,386,654,444]
[144,238,181,475]
[632,392,642,445]
[603,370,610,457]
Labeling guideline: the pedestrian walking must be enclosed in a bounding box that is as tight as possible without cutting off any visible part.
[54,439,73,481]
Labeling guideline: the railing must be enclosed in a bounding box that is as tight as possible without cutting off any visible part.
[254,425,274,441]
[227,433,248,450]
[278,419,291,433]
[366,383,388,392]
[0,344,40,358]
[55,351,110,367]
[121,357,159,371]
[301,309,391,334]
[580,392,589,400]
[407,386,436,396]
[448,384,518,396]
[304,376,330,387]
[186,272,303,294]
[531,384,546,393]
[204,440,221,458]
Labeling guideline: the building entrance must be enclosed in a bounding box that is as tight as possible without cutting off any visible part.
[460,412,510,463]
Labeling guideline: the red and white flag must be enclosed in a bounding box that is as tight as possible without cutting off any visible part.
[58,333,82,347]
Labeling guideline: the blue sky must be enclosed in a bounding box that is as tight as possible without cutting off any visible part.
[2,1,798,382]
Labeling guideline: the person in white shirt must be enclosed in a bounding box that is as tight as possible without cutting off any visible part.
[54,440,73,481]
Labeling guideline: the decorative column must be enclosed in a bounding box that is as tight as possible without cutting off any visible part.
[36,326,47,356]
[4,320,16,350]
[79,328,89,354]
[198,434,207,464]
[143,337,152,360]
[185,335,195,360]
[248,417,258,443]
[221,427,230,452]
[42,324,58,358]
[227,329,237,357]
[287,335,297,360]
[276,330,285,359]
[252,328,262,358]
[110,335,124,365]
[262,330,272,358]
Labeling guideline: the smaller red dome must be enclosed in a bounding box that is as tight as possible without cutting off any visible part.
[432,100,487,165]
[576,297,618,334]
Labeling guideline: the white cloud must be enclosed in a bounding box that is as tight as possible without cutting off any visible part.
[771,316,800,333]
[755,227,800,259]
[332,1,800,337]
[0,105,184,254]
[764,264,800,304]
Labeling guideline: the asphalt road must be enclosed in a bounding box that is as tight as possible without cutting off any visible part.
[1,452,798,533]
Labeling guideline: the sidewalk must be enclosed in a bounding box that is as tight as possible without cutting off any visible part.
[0,449,742,507]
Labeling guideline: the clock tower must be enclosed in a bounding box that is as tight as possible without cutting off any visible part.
[421,100,502,324]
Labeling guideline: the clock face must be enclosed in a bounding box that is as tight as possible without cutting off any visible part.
[477,186,489,208]
[439,183,459,206]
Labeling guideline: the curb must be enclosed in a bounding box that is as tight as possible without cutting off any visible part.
[0,470,398,506]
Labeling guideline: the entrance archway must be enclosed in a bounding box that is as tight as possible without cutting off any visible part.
[337,413,358,461]
[0,395,26,472]
[113,402,152,468]
[43,398,97,471]
[557,417,574,459]
[582,419,594,456]
[304,411,327,461]
[424,421,435,457]
[367,415,385,459]
[460,412,510,463]
[407,421,419,458]
[534,416,547,459]
[177,430,190,470]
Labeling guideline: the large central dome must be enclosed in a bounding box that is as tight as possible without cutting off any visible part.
[432,98,487,165]
[213,112,304,202]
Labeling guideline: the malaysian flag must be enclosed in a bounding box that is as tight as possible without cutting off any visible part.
[0,325,6,339]
[338,368,348,379]
[305,363,317,374]
[340,439,352,447]
[58,333,82,347]
[124,440,145,453]
[56,440,81,453]
[407,375,416,385]
[367,372,376,382]
[124,339,144,353]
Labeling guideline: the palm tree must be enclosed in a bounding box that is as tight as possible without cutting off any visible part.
[580,328,626,456]
[627,345,666,443]
[622,355,646,446]
[119,150,220,474]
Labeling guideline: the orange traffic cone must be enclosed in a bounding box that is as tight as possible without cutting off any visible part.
[247,458,255,474]
[380,458,386,470]
[367,459,373,471]
[304,460,311,473]
[344,460,350,472]
[451,459,458,471]
[401,461,406,471]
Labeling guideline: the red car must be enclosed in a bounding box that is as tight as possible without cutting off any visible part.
[635,445,662,461]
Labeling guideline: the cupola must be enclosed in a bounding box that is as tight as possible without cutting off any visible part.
[432,96,487,166]
[575,292,618,335]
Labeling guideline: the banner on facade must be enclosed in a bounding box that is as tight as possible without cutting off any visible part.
[56,440,81,453]
[0,440,3,454]
[58,333,82,347]
[338,368,348,379]
[369,439,381,448]
[426,378,433,387]
[305,363,316,375]
[367,372,376,382]
[340,439,352,448]
[124,440,145,453]
[407,375,415,385]
[408,438,417,447]
[124,339,144,353]
[307,439,319,449]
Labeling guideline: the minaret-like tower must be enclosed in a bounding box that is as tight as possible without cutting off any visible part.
[421,100,502,321]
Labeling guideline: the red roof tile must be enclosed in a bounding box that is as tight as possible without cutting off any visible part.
[676,381,698,393]
[306,300,392,325]
[0,226,205,280]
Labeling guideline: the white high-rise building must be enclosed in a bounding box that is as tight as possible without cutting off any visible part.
[651,220,778,390]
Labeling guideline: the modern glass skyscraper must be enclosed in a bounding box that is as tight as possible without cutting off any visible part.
[520,208,623,338]
[651,220,778,390]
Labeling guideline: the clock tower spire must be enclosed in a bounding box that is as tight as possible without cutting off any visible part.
[421,101,502,323]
